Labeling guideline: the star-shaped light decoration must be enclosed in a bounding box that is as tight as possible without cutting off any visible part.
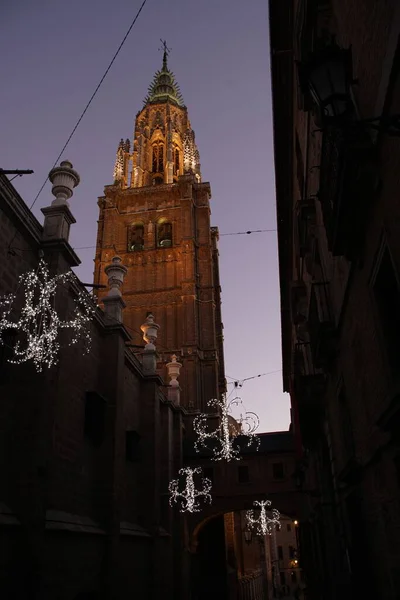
[193,396,260,461]
[168,467,212,513]
[246,500,281,536]
[0,259,96,372]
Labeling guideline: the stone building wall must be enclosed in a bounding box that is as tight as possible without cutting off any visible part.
[270,0,400,598]
[0,172,185,600]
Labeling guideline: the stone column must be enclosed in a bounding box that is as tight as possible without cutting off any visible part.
[166,354,182,405]
[41,160,80,243]
[141,313,160,375]
[102,256,127,323]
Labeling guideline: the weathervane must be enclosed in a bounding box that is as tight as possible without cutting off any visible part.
[193,396,260,461]
[159,39,171,61]
[246,500,281,536]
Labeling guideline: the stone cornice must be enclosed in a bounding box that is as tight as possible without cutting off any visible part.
[0,173,42,245]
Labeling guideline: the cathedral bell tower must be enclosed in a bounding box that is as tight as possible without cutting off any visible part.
[94,47,225,413]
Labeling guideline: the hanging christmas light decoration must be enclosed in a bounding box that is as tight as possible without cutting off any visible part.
[193,396,260,461]
[246,500,281,536]
[168,467,212,513]
[0,259,96,372]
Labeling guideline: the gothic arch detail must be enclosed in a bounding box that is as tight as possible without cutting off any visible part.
[156,218,173,248]
[128,222,145,251]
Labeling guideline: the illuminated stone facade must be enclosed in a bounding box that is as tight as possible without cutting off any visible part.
[94,51,225,413]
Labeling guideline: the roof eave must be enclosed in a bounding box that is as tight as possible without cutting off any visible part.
[269,0,295,393]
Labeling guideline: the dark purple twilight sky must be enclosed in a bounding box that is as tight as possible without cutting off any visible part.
[0,0,290,432]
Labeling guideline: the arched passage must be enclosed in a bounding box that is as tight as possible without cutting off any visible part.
[191,514,228,600]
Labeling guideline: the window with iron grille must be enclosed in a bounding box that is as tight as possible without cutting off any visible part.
[126,430,141,462]
[373,246,400,373]
[84,392,107,447]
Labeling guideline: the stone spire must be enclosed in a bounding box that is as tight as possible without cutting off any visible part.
[144,47,184,107]
[113,138,130,187]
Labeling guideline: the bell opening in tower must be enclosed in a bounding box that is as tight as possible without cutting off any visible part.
[156,220,173,248]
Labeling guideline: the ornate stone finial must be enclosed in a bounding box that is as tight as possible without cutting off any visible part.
[104,256,127,297]
[103,256,127,323]
[166,354,182,387]
[48,160,80,207]
[166,353,182,405]
[140,312,160,349]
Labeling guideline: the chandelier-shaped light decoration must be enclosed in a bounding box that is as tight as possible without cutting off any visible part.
[0,259,96,372]
[168,467,212,513]
[193,396,260,461]
[246,500,281,536]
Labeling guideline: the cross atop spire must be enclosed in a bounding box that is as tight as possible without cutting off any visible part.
[159,39,171,69]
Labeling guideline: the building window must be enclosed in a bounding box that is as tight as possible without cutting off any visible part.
[126,430,141,462]
[156,220,173,248]
[174,147,180,176]
[84,392,107,447]
[289,545,296,559]
[128,223,144,251]
[238,465,249,483]
[287,523,292,532]
[272,462,284,480]
[295,131,305,196]
[204,467,214,483]
[339,383,355,458]
[278,545,283,560]
[373,246,400,372]
[279,572,285,585]
[291,571,297,583]
[152,142,164,174]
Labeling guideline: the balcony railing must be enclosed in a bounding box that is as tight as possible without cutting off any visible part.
[308,281,336,368]
[238,570,267,600]
[318,126,378,260]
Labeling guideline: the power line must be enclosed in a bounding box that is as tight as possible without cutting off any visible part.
[219,228,276,236]
[72,228,276,251]
[226,370,283,387]
[24,0,149,215]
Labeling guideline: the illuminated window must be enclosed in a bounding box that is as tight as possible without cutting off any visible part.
[152,142,164,174]
[156,220,172,248]
[174,147,180,176]
[128,223,144,252]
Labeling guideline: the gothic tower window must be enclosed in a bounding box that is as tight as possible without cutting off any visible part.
[174,147,180,177]
[152,142,164,175]
[156,219,172,248]
[128,222,145,251]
